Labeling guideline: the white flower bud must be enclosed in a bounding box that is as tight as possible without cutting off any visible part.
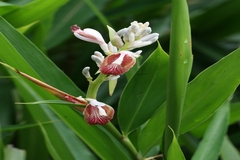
[82,67,92,81]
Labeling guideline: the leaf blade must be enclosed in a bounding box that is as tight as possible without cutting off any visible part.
[191,100,229,160]
[181,48,240,134]
[118,44,168,135]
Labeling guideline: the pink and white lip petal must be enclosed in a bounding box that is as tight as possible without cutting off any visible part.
[100,51,136,76]
[83,99,114,125]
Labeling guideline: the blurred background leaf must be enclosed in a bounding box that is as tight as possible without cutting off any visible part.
[45,0,109,49]
[191,100,229,160]
[0,1,18,15]
[221,136,240,160]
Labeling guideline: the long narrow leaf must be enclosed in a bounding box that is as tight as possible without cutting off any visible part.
[221,136,240,160]
[2,121,58,132]
[191,100,229,160]
[15,100,83,106]
[0,124,3,160]
[167,127,186,160]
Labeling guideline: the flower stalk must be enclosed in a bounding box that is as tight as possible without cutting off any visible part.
[86,73,106,99]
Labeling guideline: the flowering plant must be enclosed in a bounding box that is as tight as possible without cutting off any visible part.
[0,0,240,159]
[0,21,159,126]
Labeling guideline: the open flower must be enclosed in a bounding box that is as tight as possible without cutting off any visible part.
[99,51,139,75]
[83,99,114,125]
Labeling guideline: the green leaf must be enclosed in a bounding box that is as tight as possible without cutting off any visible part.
[0,124,3,160]
[229,102,240,124]
[0,2,18,16]
[118,44,168,135]
[15,100,83,106]
[0,68,15,128]
[192,100,229,160]
[4,145,26,160]
[138,103,165,156]
[221,136,240,160]
[3,0,68,28]
[180,48,240,134]
[167,127,186,160]
[37,122,69,160]
[16,108,49,160]
[27,18,53,52]
[0,17,132,160]
[189,101,240,138]
[2,121,57,132]
[17,21,39,34]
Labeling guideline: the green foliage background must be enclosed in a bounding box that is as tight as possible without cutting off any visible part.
[0,0,240,159]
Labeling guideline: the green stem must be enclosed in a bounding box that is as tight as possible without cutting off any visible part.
[104,123,139,158]
[163,0,192,157]
[122,135,140,159]
[86,73,106,99]
[86,73,139,158]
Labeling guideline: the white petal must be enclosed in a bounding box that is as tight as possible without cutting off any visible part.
[73,32,91,42]
[128,41,152,50]
[128,32,135,42]
[94,51,105,59]
[107,75,120,80]
[83,28,105,44]
[89,99,106,107]
[100,43,109,54]
[117,28,128,37]
[138,33,159,41]
[130,23,139,33]
[112,53,125,65]
[91,55,103,67]
[135,50,142,55]
[139,27,152,37]
[98,107,107,116]
[143,21,150,28]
